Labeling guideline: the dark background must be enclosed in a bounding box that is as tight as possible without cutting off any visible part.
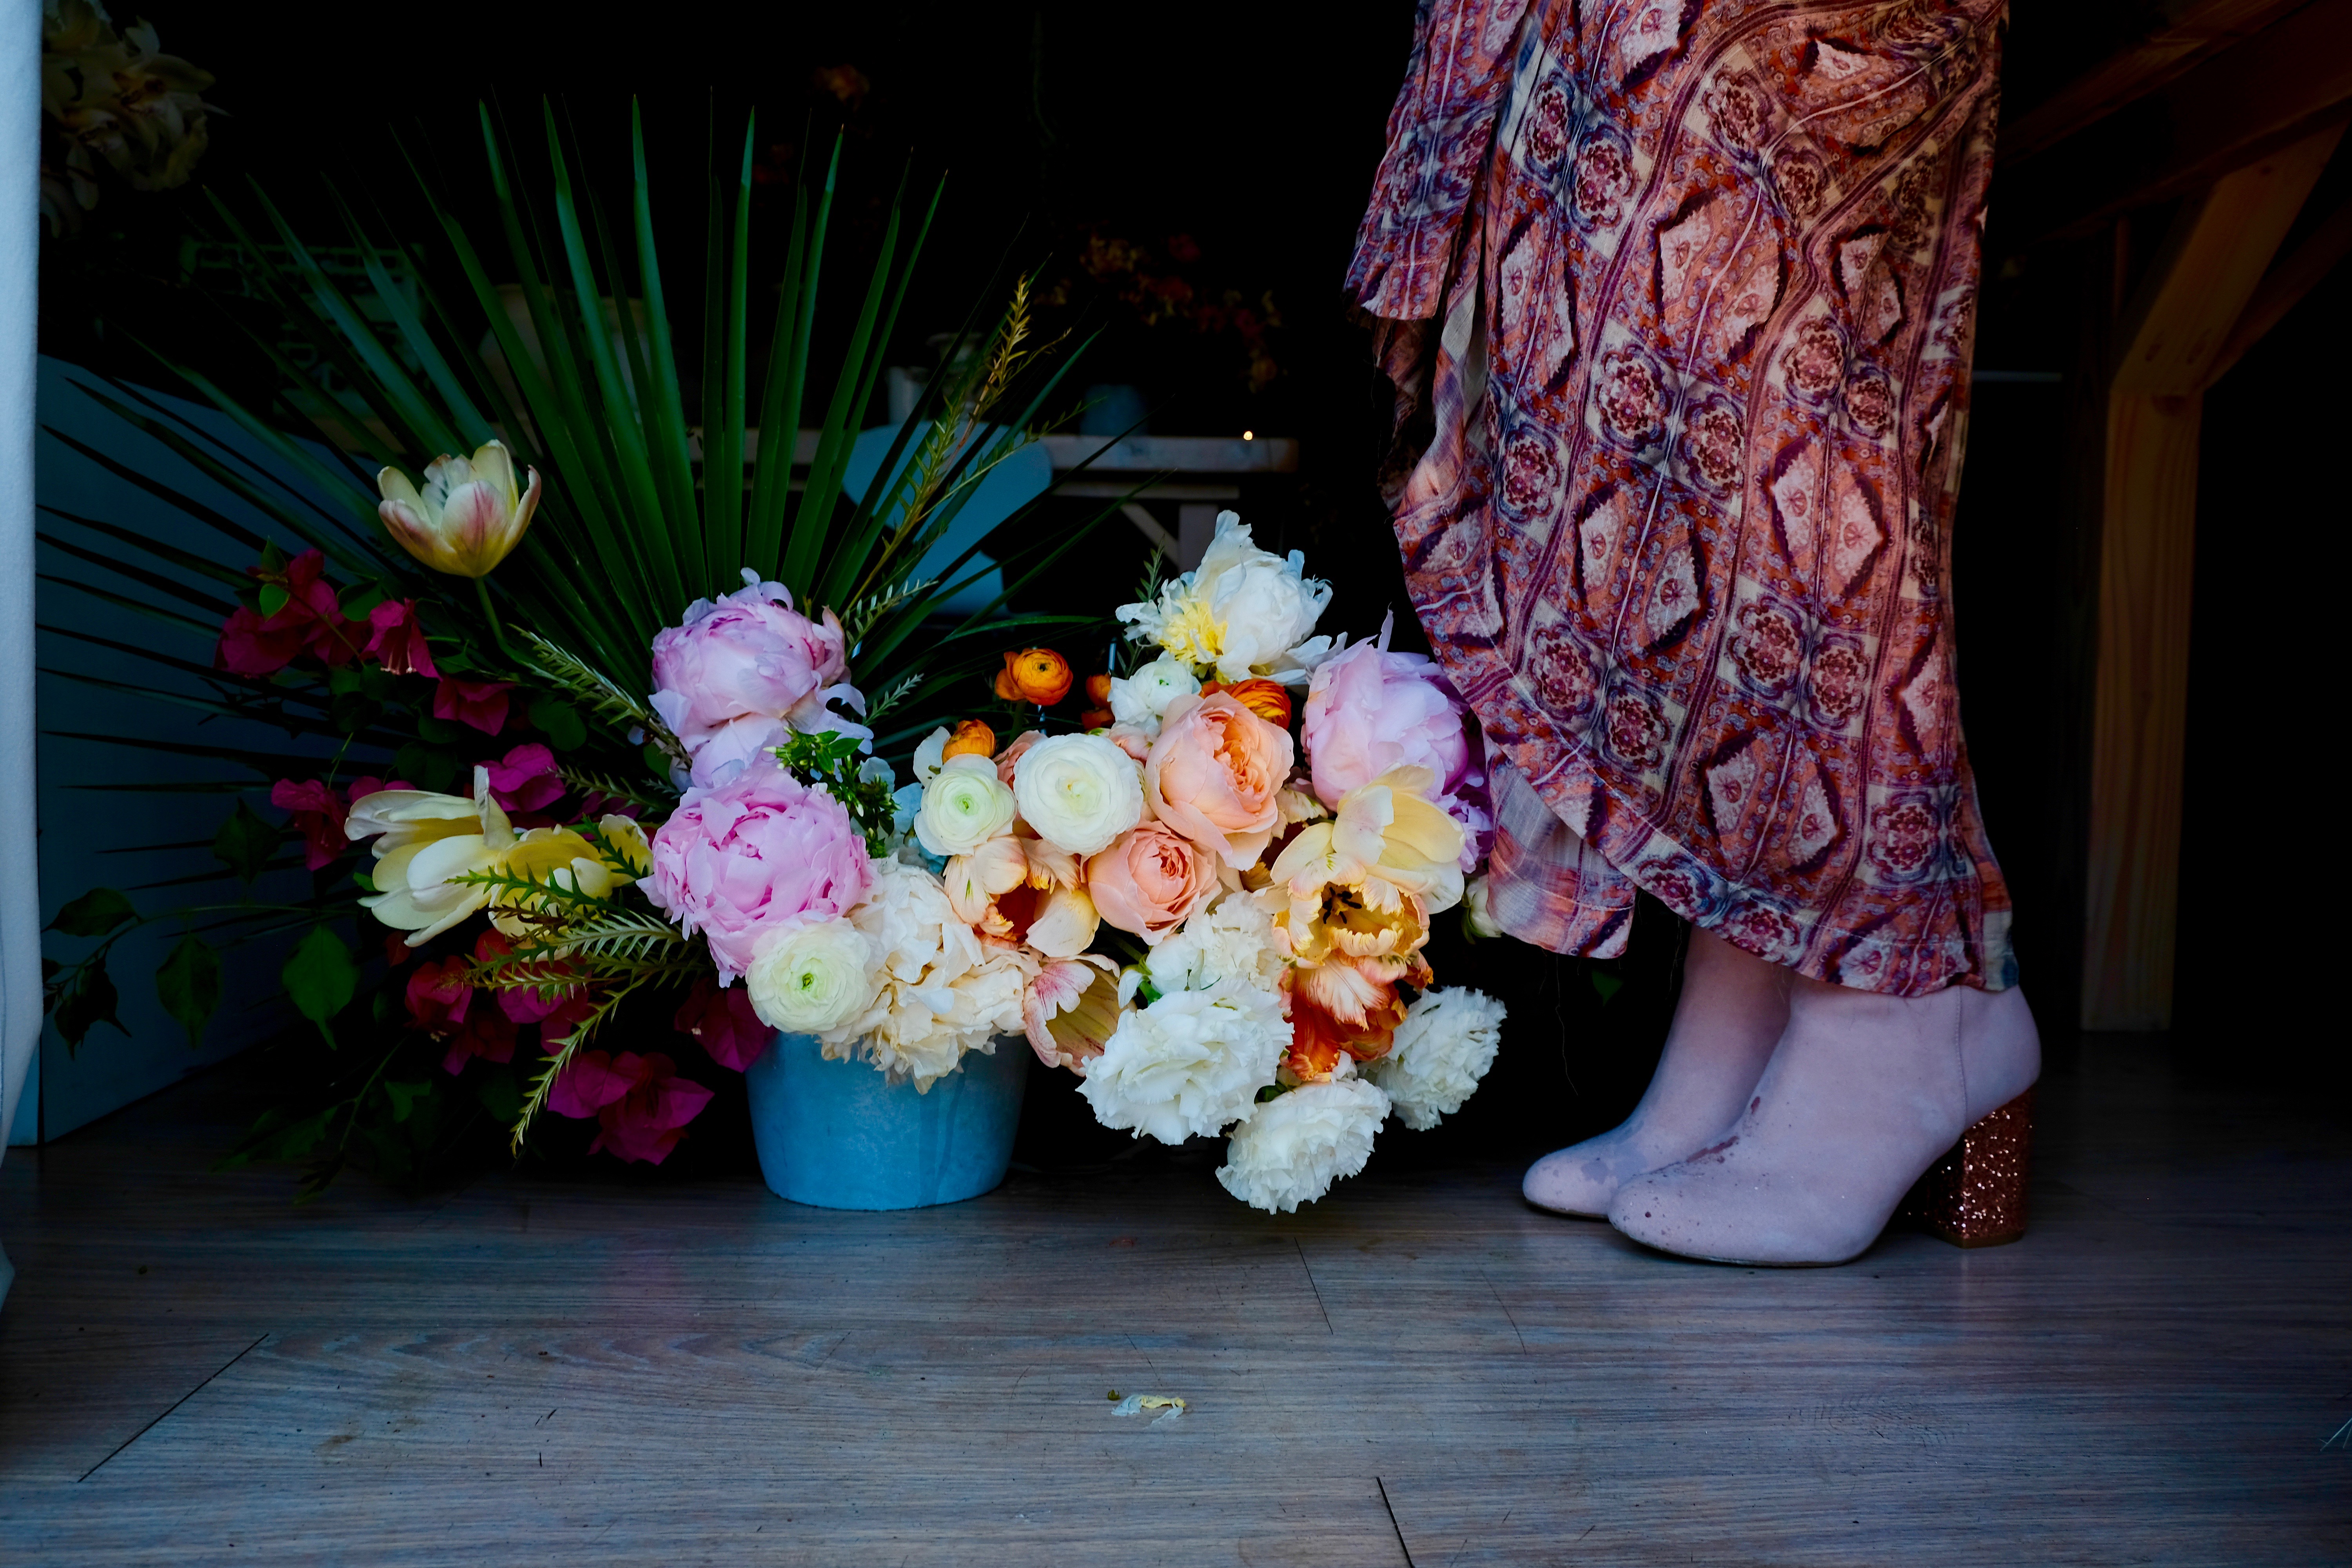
[42,2,2346,1174]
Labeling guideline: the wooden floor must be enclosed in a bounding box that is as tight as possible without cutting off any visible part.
[1,1038,2347,1566]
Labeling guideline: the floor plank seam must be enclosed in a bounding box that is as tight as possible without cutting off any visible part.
[75,1331,269,1484]
[1294,1238,1334,1335]
[1376,1475,1415,1566]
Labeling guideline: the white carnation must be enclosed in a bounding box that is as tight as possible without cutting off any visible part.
[820,856,1029,1088]
[1077,978,1287,1144]
[1109,657,1201,727]
[1362,987,1506,1131]
[915,753,1017,858]
[1147,892,1285,997]
[1217,1074,1391,1213]
[1012,732,1144,857]
[745,918,877,1034]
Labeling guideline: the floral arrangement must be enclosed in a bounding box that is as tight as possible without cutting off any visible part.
[38,100,1511,1209]
[870,511,1509,1211]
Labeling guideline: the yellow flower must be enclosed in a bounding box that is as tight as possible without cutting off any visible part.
[1155,590,1225,668]
[1265,766,1465,916]
[348,767,614,942]
[376,440,542,577]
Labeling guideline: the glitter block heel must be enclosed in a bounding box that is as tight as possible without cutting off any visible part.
[1899,1086,2034,1248]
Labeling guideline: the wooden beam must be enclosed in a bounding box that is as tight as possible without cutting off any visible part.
[2082,129,2341,1030]
[2000,0,2352,248]
[2000,0,2312,166]
[2204,195,2352,382]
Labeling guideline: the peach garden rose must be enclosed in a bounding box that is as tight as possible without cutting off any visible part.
[1143,692,1294,867]
[1087,822,1217,945]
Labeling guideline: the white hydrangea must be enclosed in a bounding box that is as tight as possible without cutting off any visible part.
[819,855,1030,1089]
[1362,987,1506,1131]
[1076,978,1287,1145]
[1216,1073,1391,1213]
[1146,892,1285,998]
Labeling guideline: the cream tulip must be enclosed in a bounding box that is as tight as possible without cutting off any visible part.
[376,439,543,577]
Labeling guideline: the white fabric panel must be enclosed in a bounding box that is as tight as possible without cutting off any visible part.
[2,0,45,1304]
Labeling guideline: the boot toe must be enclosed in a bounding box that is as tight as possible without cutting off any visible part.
[1521,1144,1620,1217]
[1608,1161,1877,1268]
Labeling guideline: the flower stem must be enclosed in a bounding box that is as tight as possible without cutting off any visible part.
[473,575,520,668]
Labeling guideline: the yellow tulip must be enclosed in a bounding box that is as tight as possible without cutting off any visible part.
[376,439,542,577]
[348,766,617,943]
[1266,765,1466,916]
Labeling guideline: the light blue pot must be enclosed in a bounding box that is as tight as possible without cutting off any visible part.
[742,1032,1030,1210]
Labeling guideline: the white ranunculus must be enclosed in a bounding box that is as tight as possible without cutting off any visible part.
[1077,979,1287,1145]
[915,754,1018,858]
[819,855,1031,1088]
[1147,892,1285,998]
[1362,987,1507,1131]
[1011,733,1144,857]
[1109,657,1201,727]
[1216,1074,1391,1213]
[746,918,878,1034]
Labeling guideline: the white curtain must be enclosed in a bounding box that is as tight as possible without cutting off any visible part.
[2,0,44,1310]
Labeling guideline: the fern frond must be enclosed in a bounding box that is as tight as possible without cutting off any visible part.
[517,627,688,765]
[559,764,677,813]
[843,576,936,647]
[862,671,924,724]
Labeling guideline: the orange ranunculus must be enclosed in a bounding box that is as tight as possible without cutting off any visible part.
[1080,708,1113,730]
[1203,678,1293,729]
[997,647,1074,705]
[1084,671,1114,707]
[942,718,996,762]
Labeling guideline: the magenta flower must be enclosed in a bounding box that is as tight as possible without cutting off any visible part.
[441,1010,516,1076]
[434,676,513,735]
[485,743,564,814]
[473,928,578,1025]
[270,778,350,870]
[644,753,873,984]
[365,598,439,678]
[674,976,771,1072]
[405,956,473,1035]
[649,574,866,787]
[217,550,361,674]
[549,1049,713,1165]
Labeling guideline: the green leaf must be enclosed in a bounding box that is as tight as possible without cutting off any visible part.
[1590,969,1625,1005]
[212,1105,334,1172]
[475,1068,523,1122]
[53,955,125,1051]
[383,1079,434,1123]
[414,715,463,745]
[156,935,224,1049]
[395,742,460,794]
[49,886,138,936]
[282,925,359,1043]
[214,800,281,886]
[352,868,378,894]
[528,696,587,751]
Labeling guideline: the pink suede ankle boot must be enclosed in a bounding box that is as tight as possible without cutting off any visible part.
[1606,975,2041,1265]
[1522,931,1792,1217]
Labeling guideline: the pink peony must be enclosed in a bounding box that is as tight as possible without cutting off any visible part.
[434,677,513,735]
[674,976,771,1071]
[1144,693,1294,866]
[1301,629,1491,865]
[649,574,866,787]
[1087,822,1218,946]
[364,598,439,678]
[644,753,873,984]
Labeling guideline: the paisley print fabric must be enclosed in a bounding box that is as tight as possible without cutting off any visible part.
[1349,0,2013,995]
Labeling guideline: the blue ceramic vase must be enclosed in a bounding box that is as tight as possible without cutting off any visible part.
[742,1032,1029,1210]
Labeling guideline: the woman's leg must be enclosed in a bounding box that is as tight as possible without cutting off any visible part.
[1523,928,1792,1216]
[1608,975,2040,1265]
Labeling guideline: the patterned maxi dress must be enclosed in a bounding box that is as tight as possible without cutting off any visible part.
[1349,0,2014,997]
